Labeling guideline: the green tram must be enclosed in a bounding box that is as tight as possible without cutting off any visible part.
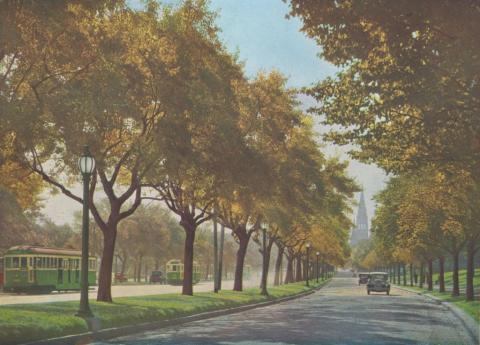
[3,246,96,293]
[165,259,201,285]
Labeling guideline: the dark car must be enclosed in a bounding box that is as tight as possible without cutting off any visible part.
[358,273,370,285]
[114,272,128,283]
[149,270,165,284]
[367,272,390,295]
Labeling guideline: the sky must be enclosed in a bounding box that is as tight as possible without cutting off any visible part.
[41,0,387,227]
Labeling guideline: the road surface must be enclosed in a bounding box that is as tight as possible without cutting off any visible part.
[92,272,475,345]
[0,279,258,305]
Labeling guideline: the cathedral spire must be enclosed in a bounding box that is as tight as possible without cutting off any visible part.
[350,190,369,246]
[356,190,368,228]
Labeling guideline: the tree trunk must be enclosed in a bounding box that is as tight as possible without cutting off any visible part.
[409,263,413,287]
[285,254,294,284]
[403,264,407,286]
[260,228,267,294]
[295,256,302,282]
[419,262,424,288]
[466,242,476,301]
[97,230,117,302]
[274,245,284,286]
[260,233,274,296]
[213,216,218,293]
[414,265,418,285]
[427,259,433,291]
[397,263,401,284]
[452,251,460,297]
[137,255,143,282]
[182,228,196,296]
[438,256,445,293]
[121,256,127,276]
[204,261,210,281]
[218,223,225,290]
[233,232,250,291]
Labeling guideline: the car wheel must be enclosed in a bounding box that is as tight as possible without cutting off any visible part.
[367,290,370,295]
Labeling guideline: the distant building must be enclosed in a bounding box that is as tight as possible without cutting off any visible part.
[349,191,369,246]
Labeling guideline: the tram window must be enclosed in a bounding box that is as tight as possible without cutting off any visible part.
[6,257,11,268]
[12,257,19,268]
[20,257,27,268]
[54,258,58,268]
[36,257,42,268]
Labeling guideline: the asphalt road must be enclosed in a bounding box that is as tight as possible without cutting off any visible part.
[92,272,475,345]
[0,279,258,305]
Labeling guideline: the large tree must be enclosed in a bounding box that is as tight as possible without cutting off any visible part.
[287,0,480,175]
[2,2,197,302]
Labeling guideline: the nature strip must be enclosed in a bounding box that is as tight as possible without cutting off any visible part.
[22,281,330,345]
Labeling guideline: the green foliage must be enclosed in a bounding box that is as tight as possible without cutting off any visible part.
[287,0,480,175]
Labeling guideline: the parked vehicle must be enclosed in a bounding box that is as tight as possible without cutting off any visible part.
[358,272,370,285]
[3,245,96,293]
[149,270,165,284]
[165,259,201,285]
[114,272,128,283]
[367,272,390,295]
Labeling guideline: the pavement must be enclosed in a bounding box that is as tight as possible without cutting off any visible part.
[90,271,476,345]
[0,279,257,305]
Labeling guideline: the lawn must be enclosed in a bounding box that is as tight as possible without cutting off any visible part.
[399,268,480,291]
[432,268,480,290]
[0,280,328,345]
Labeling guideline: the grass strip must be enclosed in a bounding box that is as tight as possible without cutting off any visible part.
[394,284,479,323]
[0,280,329,345]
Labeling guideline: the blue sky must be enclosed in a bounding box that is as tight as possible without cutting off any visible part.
[209,0,338,88]
[129,0,338,87]
[43,0,386,226]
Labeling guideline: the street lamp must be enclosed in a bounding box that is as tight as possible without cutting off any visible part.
[305,243,311,287]
[77,145,95,318]
[316,252,320,283]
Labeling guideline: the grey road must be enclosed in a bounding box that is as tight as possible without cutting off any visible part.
[92,272,475,345]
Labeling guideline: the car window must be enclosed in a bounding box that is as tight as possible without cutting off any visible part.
[370,274,387,281]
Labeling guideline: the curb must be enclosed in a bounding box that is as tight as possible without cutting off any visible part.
[394,285,479,345]
[23,281,330,345]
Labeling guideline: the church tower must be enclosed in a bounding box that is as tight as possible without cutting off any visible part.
[349,191,369,246]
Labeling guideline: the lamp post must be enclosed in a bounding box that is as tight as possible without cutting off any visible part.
[305,243,311,287]
[77,145,95,318]
[316,252,320,283]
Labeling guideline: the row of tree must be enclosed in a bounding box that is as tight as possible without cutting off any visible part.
[287,0,479,302]
[366,167,479,300]
[1,0,356,301]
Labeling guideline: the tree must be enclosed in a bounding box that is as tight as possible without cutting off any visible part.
[0,187,34,253]
[144,0,248,296]
[287,0,480,175]
[4,2,194,302]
